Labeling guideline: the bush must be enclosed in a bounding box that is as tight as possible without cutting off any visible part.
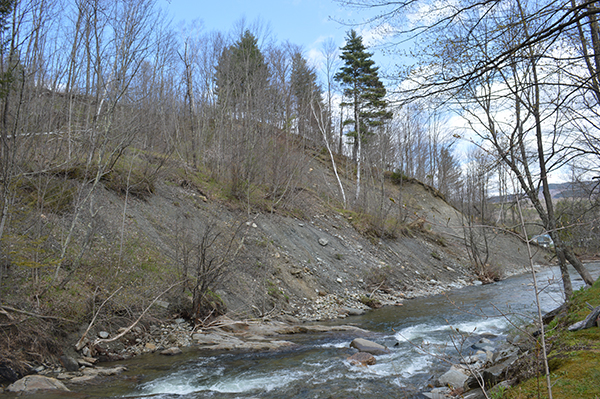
[359,295,382,309]
[386,169,409,185]
[192,290,227,322]
[364,266,392,292]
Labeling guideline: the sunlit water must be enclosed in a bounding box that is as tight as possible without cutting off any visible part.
[13,263,600,399]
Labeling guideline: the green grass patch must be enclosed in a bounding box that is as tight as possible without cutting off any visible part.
[506,276,600,399]
[102,155,158,199]
[507,351,600,399]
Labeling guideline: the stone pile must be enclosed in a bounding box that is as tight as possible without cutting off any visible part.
[424,333,522,399]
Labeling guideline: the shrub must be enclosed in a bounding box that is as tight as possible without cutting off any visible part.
[359,295,382,309]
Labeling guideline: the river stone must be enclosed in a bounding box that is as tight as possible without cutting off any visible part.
[466,354,518,389]
[438,366,469,389]
[160,347,183,356]
[461,388,487,399]
[60,355,80,372]
[492,344,519,363]
[423,387,452,398]
[98,331,110,339]
[343,307,366,316]
[481,355,518,386]
[350,338,389,355]
[145,342,157,351]
[193,333,223,345]
[7,375,70,393]
[220,321,250,333]
[87,365,128,376]
[348,352,376,366]
[318,238,328,246]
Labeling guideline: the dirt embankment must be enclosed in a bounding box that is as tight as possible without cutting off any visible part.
[91,172,549,322]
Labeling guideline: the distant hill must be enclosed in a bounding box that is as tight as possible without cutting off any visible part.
[548,181,597,199]
[488,181,597,203]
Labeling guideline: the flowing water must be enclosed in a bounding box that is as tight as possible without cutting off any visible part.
[14,263,600,399]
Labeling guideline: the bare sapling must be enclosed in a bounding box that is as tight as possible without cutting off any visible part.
[312,102,347,208]
[515,186,553,399]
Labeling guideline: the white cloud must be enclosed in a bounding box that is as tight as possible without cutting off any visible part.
[359,23,397,47]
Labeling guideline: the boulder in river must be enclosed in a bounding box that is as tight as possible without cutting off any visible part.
[471,337,496,353]
[348,352,376,366]
[350,338,389,355]
[465,354,518,390]
[7,375,70,393]
[438,365,469,389]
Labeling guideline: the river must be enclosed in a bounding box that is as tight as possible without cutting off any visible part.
[16,263,600,398]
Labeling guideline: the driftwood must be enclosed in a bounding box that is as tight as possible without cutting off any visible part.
[568,304,600,331]
[76,281,183,351]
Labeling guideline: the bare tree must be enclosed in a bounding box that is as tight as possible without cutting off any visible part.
[337,0,596,295]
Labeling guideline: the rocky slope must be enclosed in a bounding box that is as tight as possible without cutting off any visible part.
[81,163,548,322]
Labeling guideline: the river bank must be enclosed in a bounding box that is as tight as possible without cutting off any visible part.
[4,263,598,398]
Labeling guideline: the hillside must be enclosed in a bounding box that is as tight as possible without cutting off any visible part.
[0,140,549,382]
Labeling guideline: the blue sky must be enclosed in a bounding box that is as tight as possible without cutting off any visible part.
[162,0,393,70]
[166,0,346,46]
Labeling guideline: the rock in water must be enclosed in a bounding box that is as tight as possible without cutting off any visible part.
[343,307,366,316]
[438,366,469,389]
[160,347,183,356]
[350,338,389,355]
[348,352,376,366]
[7,375,70,393]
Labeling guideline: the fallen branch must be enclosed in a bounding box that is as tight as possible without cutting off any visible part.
[0,305,75,323]
[568,305,600,331]
[369,280,386,299]
[90,281,184,346]
[76,286,123,351]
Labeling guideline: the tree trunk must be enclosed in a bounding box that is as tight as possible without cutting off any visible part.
[354,97,361,205]
[556,249,573,300]
[563,247,595,286]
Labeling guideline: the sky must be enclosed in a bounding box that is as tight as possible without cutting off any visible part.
[162,0,393,70]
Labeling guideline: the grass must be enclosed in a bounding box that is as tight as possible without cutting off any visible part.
[505,278,600,399]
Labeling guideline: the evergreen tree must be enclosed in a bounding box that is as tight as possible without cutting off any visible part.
[215,30,268,118]
[334,30,391,202]
[290,52,323,142]
[0,0,16,99]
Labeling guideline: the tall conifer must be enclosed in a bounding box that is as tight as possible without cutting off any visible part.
[215,30,268,118]
[290,52,323,142]
[334,30,391,202]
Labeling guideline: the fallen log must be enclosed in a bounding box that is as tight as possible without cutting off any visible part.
[568,305,600,331]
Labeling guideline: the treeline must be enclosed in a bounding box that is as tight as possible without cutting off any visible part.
[1,0,598,284]
[0,0,468,239]
[0,0,473,306]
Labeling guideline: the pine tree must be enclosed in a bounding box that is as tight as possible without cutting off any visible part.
[334,29,391,202]
[215,30,268,118]
[290,52,323,142]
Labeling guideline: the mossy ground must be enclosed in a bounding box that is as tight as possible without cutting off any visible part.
[505,278,600,399]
